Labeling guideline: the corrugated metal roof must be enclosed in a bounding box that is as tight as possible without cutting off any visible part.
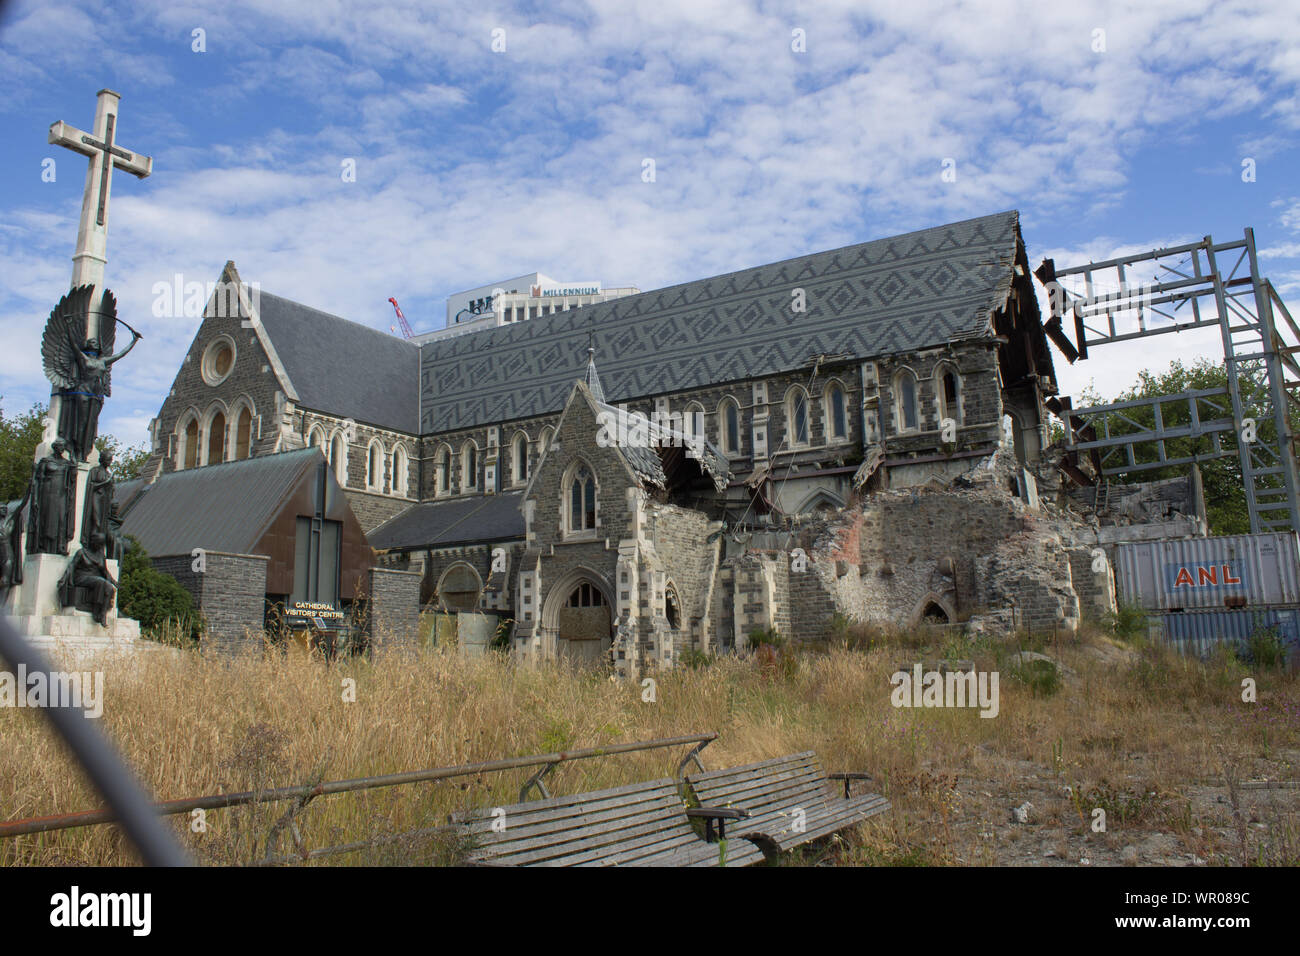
[417,210,1022,433]
[368,492,526,552]
[115,448,323,556]
[257,292,421,433]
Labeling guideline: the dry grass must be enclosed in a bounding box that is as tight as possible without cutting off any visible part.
[2,624,1297,866]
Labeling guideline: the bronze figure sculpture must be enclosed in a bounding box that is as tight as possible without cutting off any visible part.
[26,438,76,556]
[59,532,118,627]
[81,447,114,547]
[42,285,141,462]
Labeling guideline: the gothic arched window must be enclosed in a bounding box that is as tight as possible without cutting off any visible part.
[786,387,810,446]
[367,440,383,490]
[825,382,848,442]
[438,445,452,496]
[719,397,741,455]
[235,404,254,459]
[936,365,962,428]
[895,369,919,433]
[462,441,479,491]
[512,431,530,485]
[569,464,597,532]
[392,444,409,497]
[205,410,227,465]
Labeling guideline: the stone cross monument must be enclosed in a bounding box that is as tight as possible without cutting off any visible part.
[48,89,153,304]
[1,90,152,651]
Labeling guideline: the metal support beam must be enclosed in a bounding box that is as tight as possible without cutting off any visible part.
[1041,228,1300,533]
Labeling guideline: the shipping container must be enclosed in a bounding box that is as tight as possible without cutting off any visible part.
[1114,532,1300,611]
[1154,606,1300,666]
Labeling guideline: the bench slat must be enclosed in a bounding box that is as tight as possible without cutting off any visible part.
[454,778,679,822]
[688,751,818,783]
[689,766,827,808]
[500,818,700,867]
[461,790,682,841]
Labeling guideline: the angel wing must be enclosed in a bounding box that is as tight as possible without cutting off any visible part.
[96,289,117,358]
[41,285,93,391]
[97,289,117,397]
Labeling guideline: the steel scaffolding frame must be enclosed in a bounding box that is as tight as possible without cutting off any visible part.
[1036,228,1300,533]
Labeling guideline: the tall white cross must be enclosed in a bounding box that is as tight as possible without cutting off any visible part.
[48,88,152,335]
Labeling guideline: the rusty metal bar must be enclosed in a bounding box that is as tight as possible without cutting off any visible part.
[257,823,462,866]
[518,762,557,802]
[0,732,717,839]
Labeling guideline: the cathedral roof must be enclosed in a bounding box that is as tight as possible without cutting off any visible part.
[255,291,421,433]
[114,447,328,556]
[416,209,1023,434]
[368,491,526,552]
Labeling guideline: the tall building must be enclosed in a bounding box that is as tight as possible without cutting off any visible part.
[419,273,639,343]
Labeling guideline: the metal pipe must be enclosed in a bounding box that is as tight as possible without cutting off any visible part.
[0,731,717,838]
[0,615,191,865]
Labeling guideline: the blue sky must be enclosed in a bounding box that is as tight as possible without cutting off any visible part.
[1,0,1298,449]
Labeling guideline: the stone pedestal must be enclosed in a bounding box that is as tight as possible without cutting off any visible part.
[3,542,140,651]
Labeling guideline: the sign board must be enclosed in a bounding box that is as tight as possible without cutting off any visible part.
[530,282,601,298]
[286,600,344,628]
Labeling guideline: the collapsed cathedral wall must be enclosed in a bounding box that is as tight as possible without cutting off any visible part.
[837,485,1024,625]
[1067,546,1117,623]
[769,476,1108,639]
[641,502,720,656]
[975,522,1081,633]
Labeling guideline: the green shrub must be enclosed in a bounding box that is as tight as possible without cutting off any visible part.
[117,536,203,643]
[1238,625,1289,671]
[1006,657,1061,698]
[747,626,784,649]
[1105,600,1149,644]
[679,648,713,669]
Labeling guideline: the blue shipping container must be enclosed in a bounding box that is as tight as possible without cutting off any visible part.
[1156,606,1300,665]
[1116,532,1300,610]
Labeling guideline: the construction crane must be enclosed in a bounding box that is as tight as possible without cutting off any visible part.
[387,296,414,339]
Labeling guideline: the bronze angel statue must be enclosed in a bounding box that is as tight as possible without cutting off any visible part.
[42,285,142,462]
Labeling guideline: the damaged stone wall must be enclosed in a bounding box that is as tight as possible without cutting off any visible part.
[732,443,1119,643]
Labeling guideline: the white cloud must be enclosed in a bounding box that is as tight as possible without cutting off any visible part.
[2,0,1300,443]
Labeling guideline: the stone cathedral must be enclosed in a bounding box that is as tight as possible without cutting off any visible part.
[131,209,1154,674]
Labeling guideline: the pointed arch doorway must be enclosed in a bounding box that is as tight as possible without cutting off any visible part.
[541,570,614,666]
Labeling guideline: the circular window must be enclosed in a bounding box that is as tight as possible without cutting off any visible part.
[201,336,236,386]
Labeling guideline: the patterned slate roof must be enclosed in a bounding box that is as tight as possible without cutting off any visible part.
[114,448,324,556]
[257,292,421,433]
[418,210,1022,433]
[367,492,526,552]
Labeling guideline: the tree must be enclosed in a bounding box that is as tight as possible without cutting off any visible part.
[0,398,150,499]
[0,400,47,501]
[94,433,151,483]
[117,535,203,643]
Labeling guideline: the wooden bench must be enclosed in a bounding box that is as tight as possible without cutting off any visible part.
[685,751,890,858]
[449,778,767,867]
